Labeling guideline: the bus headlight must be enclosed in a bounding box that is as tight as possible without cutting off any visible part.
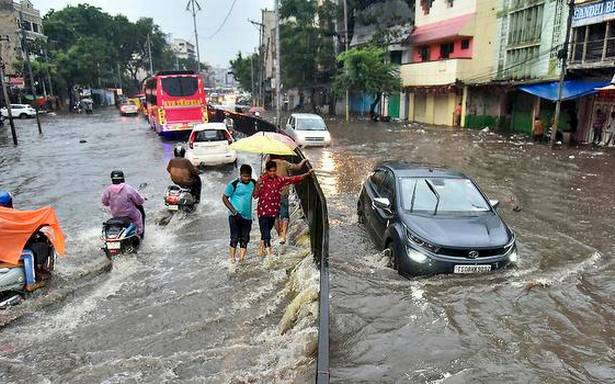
[407,248,428,264]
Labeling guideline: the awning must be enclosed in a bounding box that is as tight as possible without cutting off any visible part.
[410,14,473,45]
[519,80,610,101]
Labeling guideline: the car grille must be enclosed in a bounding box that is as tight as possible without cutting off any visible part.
[436,247,508,258]
[305,137,324,141]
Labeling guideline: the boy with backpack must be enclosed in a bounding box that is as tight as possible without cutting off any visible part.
[222,164,256,263]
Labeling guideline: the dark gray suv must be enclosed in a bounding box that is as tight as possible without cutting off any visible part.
[357,162,517,276]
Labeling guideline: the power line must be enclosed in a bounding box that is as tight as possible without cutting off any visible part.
[205,0,239,39]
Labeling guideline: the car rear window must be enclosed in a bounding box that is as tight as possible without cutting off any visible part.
[161,77,199,97]
[194,130,227,142]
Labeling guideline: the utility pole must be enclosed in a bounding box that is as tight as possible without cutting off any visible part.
[43,48,53,96]
[0,37,17,145]
[117,64,123,91]
[186,0,202,73]
[343,0,350,122]
[19,11,42,134]
[249,18,265,107]
[146,33,154,75]
[274,0,281,127]
[550,0,575,146]
[250,52,255,106]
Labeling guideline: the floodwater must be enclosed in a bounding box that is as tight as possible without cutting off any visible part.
[303,120,615,383]
[0,110,318,383]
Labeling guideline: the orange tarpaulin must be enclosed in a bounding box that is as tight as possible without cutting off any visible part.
[0,206,65,265]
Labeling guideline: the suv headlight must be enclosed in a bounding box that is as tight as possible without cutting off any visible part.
[406,228,440,253]
[407,248,428,263]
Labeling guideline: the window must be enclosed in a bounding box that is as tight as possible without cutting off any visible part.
[419,46,430,62]
[22,21,31,31]
[508,4,544,46]
[195,130,228,142]
[296,117,327,131]
[401,178,490,214]
[161,76,199,97]
[420,0,434,14]
[461,39,470,50]
[32,23,38,33]
[440,42,455,59]
[381,171,396,201]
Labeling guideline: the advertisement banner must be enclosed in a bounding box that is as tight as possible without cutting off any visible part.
[572,0,615,27]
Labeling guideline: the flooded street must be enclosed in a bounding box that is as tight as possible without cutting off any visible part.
[304,120,615,383]
[0,110,318,383]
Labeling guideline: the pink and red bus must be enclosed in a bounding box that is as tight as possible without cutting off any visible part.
[143,70,208,134]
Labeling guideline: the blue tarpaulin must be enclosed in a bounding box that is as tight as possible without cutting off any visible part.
[519,80,610,101]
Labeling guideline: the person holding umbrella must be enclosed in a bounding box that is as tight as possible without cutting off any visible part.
[253,160,313,257]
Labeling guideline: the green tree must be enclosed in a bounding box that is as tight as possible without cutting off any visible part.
[279,0,337,111]
[334,45,401,116]
[229,52,260,93]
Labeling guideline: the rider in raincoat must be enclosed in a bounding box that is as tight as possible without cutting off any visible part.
[101,170,145,237]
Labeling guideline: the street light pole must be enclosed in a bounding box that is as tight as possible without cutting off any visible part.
[274,0,281,127]
[343,0,350,122]
[0,38,17,145]
[186,0,203,73]
[250,52,255,106]
[550,0,575,146]
[146,33,154,75]
[43,48,53,96]
[19,11,42,134]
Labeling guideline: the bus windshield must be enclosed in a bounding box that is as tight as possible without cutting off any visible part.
[161,77,199,97]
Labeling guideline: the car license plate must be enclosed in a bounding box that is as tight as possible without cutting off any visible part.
[167,204,179,211]
[106,242,121,250]
[454,264,491,274]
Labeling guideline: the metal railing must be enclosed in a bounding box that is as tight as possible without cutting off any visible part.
[212,108,330,383]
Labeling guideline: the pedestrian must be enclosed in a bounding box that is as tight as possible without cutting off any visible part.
[592,108,607,145]
[222,164,256,263]
[223,112,235,137]
[605,111,615,146]
[253,160,313,257]
[454,102,462,127]
[266,155,308,244]
[532,115,545,142]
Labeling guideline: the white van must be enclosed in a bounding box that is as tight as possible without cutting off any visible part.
[284,113,331,147]
[185,123,237,166]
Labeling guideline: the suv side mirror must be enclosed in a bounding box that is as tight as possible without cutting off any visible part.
[373,197,392,211]
[490,199,500,209]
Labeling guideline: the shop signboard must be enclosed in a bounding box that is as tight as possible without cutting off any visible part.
[572,0,615,27]
[9,76,25,88]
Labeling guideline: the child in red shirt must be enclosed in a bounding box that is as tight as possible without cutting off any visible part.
[253,160,313,256]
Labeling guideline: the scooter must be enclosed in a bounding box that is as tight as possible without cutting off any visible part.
[0,227,58,308]
[164,185,196,213]
[101,206,145,259]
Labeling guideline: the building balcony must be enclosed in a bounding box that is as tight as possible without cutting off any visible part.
[401,58,473,87]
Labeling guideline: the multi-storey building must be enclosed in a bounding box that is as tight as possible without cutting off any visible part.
[0,0,46,77]
[401,0,499,126]
[172,38,196,61]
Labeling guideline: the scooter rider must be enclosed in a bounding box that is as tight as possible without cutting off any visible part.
[0,190,13,208]
[101,170,145,238]
[166,144,202,203]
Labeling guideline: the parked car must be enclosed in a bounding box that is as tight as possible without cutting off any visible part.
[357,162,517,277]
[1,104,37,119]
[185,122,237,166]
[119,100,139,116]
[284,113,331,147]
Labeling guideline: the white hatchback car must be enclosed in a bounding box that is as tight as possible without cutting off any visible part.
[1,104,37,119]
[284,113,331,147]
[186,122,237,166]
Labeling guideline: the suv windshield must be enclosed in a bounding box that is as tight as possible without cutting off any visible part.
[400,177,491,215]
[194,130,228,142]
[161,77,199,97]
[296,118,327,131]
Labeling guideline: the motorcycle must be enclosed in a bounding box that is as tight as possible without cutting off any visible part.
[0,207,64,308]
[101,206,145,259]
[164,185,196,213]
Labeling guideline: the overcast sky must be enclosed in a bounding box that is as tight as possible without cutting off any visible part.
[32,0,273,67]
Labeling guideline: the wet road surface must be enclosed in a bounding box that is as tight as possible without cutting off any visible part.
[0,110,318,383]
[303,120,615,383]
